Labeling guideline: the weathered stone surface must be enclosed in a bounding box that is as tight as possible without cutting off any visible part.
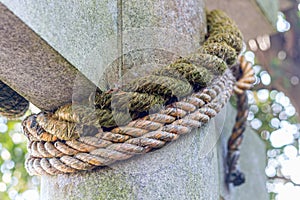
[1,0,206,90]
[0,3,97,111]
[41,121,219,200]
[40,103,268,200]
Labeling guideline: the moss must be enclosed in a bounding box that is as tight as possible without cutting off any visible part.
[154,62,213,91]
[199,42,237,66]
[48,170,133,200]
[77,171,132,200]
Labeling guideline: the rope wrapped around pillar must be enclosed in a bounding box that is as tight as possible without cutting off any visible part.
[0,9,255,187]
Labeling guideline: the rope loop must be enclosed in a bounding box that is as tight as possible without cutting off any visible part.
[12,9,255,187]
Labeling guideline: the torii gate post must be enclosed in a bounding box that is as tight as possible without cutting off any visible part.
[0,1,268,199]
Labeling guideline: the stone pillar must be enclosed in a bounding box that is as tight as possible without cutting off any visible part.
[0,0,218,199]
[0,3,96,111]
[0,0,268,199]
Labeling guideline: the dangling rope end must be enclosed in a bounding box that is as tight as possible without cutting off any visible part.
[226,169,246,186]
[226,55,255,187]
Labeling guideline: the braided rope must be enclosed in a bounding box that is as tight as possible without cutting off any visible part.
[23,71,235,175]
[17,9,255,182]
[0,81,29,118]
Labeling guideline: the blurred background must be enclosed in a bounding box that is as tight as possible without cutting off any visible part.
[1,0,300,199]
[244,1,300,199]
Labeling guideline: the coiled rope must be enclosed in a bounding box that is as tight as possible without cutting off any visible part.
[0,9,254,186]
[24,71,235,175]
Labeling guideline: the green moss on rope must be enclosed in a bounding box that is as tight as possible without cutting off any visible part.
[54,104,132,128]
[111,92,164,112]
[206,9,235,25]
[199,42,237,66]
[206,33,243,54]
[206,10,243,41]
[39,9,244,130]
[94,91,164,113]
[123,75,193,99]
[178,53,227,75]
[153,62,213,90]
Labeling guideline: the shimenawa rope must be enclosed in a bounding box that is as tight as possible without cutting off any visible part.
[0,9,254,187]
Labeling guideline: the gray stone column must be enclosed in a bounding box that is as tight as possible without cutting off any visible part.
[0,3,96,111]
[0,0,268,199]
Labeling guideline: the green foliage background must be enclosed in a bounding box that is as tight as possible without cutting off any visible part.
[0,118,39,200]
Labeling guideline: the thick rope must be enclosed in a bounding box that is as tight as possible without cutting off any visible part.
[0,81,29,118]
[23,71,235,175]
[15,9,254,184]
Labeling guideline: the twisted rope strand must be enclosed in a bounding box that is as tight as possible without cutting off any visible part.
[24,70,235,175]
[0,81,29,118]
[226,56,255,186]
[19,9,254,184]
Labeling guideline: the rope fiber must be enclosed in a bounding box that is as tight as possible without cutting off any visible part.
[0,9,255,187]
[0,81,29,118]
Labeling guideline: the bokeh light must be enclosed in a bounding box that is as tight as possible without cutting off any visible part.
[260,71,271,86]
[277,12,291,32]
[277,51,287,60]
[270,129,294,148]
[0,112,40,200]
[244,41,300,199]
[290,76,299,86]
